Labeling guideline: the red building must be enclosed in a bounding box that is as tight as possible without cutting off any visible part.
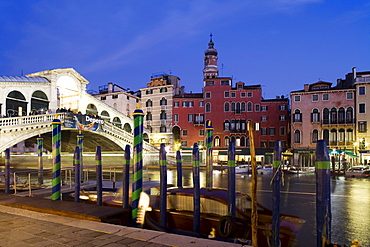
[172,36,290,164]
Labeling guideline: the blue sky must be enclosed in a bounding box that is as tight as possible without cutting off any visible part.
[1,0,369,98]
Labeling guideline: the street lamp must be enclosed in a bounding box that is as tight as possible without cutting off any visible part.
[358,138,366,165]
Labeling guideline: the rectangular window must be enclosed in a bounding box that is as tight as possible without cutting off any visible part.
[279,105,286,111]
[261,116,267,121]
[146,90,153,95]
[280,127,285,136]
[181,140,188,147]
[255,104,260,112]
[279,115,286,121]
[312,94,318,102]
[260,141,267,148]
[199,101,204,107]
[323,94,329,101]
[182,130,188,136]
[174,101,179,107]
[198,140,205,146]
[199,129,205,136]
[101,96,106,100]
[261,106,268,111]
[231,92,236,98]
[221,80,230,86]
[261,128,267,136]
[347,92,353,100]
[224,91,230,98]
[294,95,301,102]
[205,92,211,98]
[269,128,276,136]
[112,95,118,99]
[188,114,193,122]
[174,114,179,122]
[359,121,367,133]
[241,92,246,97]
[205,81,214,86]
[359,86,366,95]
[359,103,366,113]
[247,92,252,97]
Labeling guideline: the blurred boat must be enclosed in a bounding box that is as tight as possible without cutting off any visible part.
[345,166,370,178]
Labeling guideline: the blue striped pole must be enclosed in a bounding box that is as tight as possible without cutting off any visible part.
[228,141,236,217]
[52,118,62,200]
[176,150,183,188]
[77,133,84,182]
[74,146,81,203]
[316,140,332,247]
[192,143,200,234]
[206,122,214,190]
[95,146,102,206]
[123,145,131,209]
[37,135,44,185]
[132,105,144,225]
[159,143,167,227]
[5,148,10,194]
[272,140,282,247]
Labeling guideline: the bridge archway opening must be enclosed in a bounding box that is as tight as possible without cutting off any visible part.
[112,117,122,128]
[124,123,132,134]
[6,90,27,117]
[31,90,49,113]
[143,133,149,143]
[101,110,110,122]
[86,103,98,116]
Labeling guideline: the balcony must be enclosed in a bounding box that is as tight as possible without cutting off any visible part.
[322,119,355,126]
[355,77,370,83]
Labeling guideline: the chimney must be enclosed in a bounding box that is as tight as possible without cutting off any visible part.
[352,67,357,81]
[108,82,113,93]
[304,84,309,92]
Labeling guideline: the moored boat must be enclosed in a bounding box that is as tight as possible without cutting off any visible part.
[345,166,370,178]
[142,187,305,246]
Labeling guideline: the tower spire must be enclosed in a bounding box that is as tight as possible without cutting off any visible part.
[203,34,218,79]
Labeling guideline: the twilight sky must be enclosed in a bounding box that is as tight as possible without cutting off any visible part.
[1,0,369,99]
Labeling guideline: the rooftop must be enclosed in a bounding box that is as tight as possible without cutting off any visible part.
[0,75,50,83]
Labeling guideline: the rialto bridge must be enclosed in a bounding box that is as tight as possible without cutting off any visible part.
[0,68,157,153]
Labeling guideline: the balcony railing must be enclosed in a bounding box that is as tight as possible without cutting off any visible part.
[355,77,370,83]
[322,119,355,125]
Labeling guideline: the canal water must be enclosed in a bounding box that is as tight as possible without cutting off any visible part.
[2,154,370,247]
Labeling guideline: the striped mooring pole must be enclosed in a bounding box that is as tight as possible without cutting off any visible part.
[176,150,183,188]
[73,146,81,203]
[159,143,167,227]
[272,140,282,247]
[52,118,62,200]
[228,141,236,217]
[37,135,44,185]
[206,121,214,190]
[5,148,10,194]
[192,143,200,234]
[316,140,332,247]
[132,105,144,226]
[123,145,131,209]
[96,146,103,206]
[77,132,84,182]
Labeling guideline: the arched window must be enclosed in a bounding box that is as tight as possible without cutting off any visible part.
[235,137,241,147]
[160,111,167,119]
[247,102,252,112]
[86,103,98,115]
[101,110,110,122]
[338,107,345,124]
[330,108,337,124]
[323,108,330,124]
[323,129,329,144]
[231,102,235,112]
[160,87,168,93]
[124,123,132,133]
[146,99,153,107]
[224,136,230,147]
[346,107,353,123]
[31,90,49,112]
[330,129,337,145]
[338,129,345,143]
[146,112,152,121]
[160,97,167,106]
[6,90,27,116]
[241,102,246,112]
[312,129,318,143]
[293,109,302,122]
[235,102,241,114]
[346,129,353,143]
[224,102,230,112]
[112,117,122,128]
[160,125,167,133]
[294,130,301,143]
[224,120,230,131]
[214,136,220,147]
[205,103,211,113]
[240,136,246,147]
[311,109,320,123]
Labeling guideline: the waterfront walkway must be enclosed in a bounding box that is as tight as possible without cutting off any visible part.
[0,193,248,247]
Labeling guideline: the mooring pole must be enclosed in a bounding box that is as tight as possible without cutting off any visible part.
[95,146,102,206]
[228,141,236,217]
[206,121,214,191]
[132,104,144,226]
[192,143,200,234]
[248,120,258,247]
[123,144,131,209]
[176,150,183,188]
[316,140,332,247]
[74,146,81,203]
[272,140,282,247]
[159,143,167,227]
[52,118,62,200]
[37,135,44,185]
[5,148,10,194]
[77,132,84,182]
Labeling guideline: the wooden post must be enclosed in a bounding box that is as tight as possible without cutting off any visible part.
[248,120,258,247]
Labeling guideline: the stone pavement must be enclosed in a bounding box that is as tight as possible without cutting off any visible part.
[0,205,248,247]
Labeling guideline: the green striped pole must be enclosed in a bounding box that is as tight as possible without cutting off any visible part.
[132,105,144,226]
[77,132,84,182]
[159,143,167,227]
[37,135,44,185]
[5,148,10,194]
[206,122,214,190]
[73,146,81,203]
[228,141,236,217]
[52,118,62,200]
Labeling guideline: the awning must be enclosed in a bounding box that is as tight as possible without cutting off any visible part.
[342,150,359,158]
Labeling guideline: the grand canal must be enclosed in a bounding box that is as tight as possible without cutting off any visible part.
[2,154,370,247]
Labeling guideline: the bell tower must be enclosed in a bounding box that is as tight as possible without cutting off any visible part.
[203,34,219,79]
